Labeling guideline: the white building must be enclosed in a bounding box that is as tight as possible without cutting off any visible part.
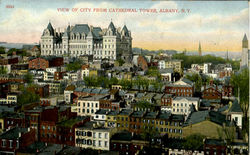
[40,21,132,62]
[75,121,117,150]
[158,60,165,69]
[76,95,108,119]
[172,97,200,116]
[0,94,17,105]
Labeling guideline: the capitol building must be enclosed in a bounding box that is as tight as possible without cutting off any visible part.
[40,21,132,61]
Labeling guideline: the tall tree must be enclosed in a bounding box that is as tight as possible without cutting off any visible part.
[230,68,249,132]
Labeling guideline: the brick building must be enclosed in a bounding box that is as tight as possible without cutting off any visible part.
[28,57,63,70]
[137,55,148,71]
[0,127,36,154]
[165,78,194,97]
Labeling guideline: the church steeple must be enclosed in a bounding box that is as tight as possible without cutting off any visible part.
[198,41,202,56]
[46,21,54,35]
[242,33,248,48]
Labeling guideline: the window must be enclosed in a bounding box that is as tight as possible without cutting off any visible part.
[9,140,13,148]
[105,141,108,147]
[99,133,102,138]
[2,140,6,147]
[105,133,108,139]
[98,140,101,146]
[93,132,96,138]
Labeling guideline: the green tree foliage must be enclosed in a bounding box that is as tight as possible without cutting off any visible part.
[173,53,240,70]
[217,126,235,154]
[0,66,8,74]
[66,60,82,72]
[230,68,249,131]
[118,79,132,90]
[17,88,40,106]
[183,134,205,151]
[83,76,121,89]
[141,125,159,141]
[24,72,33,84]
[185,73,202,92]
[0,46,5,54]
[7,48,28,56]
[136,101,155,111]
[116,58,125,66]
[146,66,161,78]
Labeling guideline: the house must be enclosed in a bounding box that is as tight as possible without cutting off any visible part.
[165,59,182,73]
[172,97,200,116]
[219,100,243,129]
[75,121,117,151]
[182,111,235,139]
[76,95,108,119]
[165,78,194,97]
[0,127,36,154]
[201,84,222,101]
[28,57,63,70]
[137,55,148,70]
[64,85,76,104]
[159,68,173,82]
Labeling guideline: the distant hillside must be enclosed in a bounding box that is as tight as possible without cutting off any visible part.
[0,43,36,49]
[132,47,177,55]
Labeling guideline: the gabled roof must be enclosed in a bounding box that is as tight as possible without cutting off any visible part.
[184,110,229,127]
[228,100,243,113]
[92,27,102,38]
[47,22,54,34]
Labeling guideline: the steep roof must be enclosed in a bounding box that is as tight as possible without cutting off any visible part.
[243,33,248,41]
[47,22,54,34]
[228,99,243,113]
[108,21,116,31]
[92,27,102,38]
[71,24,90,34]
[184,110,229,127]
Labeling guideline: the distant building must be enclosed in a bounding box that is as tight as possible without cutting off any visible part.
[40,21,132,62]
[198,41,202,56]
[240,34,248,69]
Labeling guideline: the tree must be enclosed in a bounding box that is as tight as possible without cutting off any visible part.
[17,88,40,106]
[185,73,202,92]
[230,68,249,132]
[0,46,5,54]
[0,66,7,74]
[183,134,204,151]
[117,58,125,66]
[136,101,155,111]
[66,60,82,71]
[24,73,33,84]
[217,125,235,154]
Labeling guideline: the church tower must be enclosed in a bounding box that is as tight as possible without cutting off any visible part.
[198,42,202,56]
[240,34,248,69]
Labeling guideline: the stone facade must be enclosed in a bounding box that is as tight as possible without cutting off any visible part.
[40,21,132,62]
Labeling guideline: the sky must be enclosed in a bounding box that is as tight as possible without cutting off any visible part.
[0,0,249,52]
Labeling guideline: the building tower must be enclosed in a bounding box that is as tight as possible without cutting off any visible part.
[240,34,248,69]
[198,42,202,56]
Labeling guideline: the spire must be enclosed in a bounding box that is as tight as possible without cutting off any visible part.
[46,21,54,35]
[242,33,248,48]
[226,49,229,61]
[108,21,116,31]
[198,41,202,56]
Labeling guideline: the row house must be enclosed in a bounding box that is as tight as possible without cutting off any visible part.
[0,127,36,154]
[76,95,108,119]
[201,84,222,100]
[110,131,149,155]
[160,94,173,112]
[106,109,184,138]
[0,93,18,105]
[28,56,63,70]
[0,112,25,130]
[27,84,49,98]
[165,78,194,97]
[75,121,117,151]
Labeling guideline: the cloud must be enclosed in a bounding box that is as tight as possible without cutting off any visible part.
[0,1,247,52]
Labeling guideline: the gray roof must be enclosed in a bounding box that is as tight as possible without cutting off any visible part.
[131,111,145,118]
[95,109,109,115]
[119,109,133,116]
[157,112,171,120]
[71,24,90,34]
[159,68,174,74]
[173,96,200,101]
[92,27,102,38]
[229,100,243,113]
[144,112,158,119]
[108,21,116,32]
[0,127,29,139]
[184,110,229,127]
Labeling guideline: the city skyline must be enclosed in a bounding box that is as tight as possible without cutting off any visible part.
[0,0,249,52]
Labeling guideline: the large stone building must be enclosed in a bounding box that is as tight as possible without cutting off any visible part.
[40,21,132,62]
